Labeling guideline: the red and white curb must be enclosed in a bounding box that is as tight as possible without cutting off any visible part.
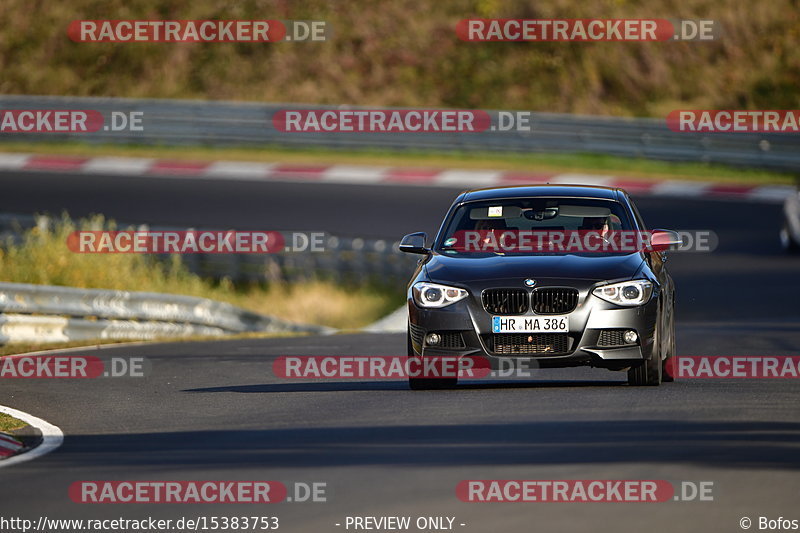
[0,152,793,203]
[0,405,63,468]
[0,432,23,457]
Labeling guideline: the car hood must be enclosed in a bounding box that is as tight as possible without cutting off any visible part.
[424,252,644,283]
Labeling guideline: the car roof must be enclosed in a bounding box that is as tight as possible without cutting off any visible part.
[460,184,623,203]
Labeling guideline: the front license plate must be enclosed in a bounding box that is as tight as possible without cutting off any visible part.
[492,315,569,333]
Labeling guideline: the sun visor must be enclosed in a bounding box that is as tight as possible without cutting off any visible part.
[557,205,611,217]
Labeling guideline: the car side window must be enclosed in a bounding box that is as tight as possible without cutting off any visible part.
[628,196,648,231]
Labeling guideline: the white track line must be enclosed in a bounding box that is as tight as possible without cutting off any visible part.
[205,161,275,180]
[0,153,32,170]
[322,165,389,183]
[81,156,154,175]
[0,405,63,468]
[434,169,503,188]
[550,173,616,186]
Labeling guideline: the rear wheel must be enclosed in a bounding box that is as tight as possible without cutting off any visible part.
[662,303,676,382]
[407,329,457,390]
[628,317,662,386]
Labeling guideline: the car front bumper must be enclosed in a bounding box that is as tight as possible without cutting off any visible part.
[408,288,659,371]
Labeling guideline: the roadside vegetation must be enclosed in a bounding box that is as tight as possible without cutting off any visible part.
[0,413,26,432]
[1,1,797,116]
[0,215,403,330]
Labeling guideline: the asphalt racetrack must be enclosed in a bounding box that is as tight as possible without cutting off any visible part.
[1,169,799,532]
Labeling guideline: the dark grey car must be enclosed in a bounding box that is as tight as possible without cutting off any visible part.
[399,185,681,389]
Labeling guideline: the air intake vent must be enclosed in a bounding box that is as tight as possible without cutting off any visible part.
[598,329,632,347]
[427,332,466,349]
[488,333,570,355]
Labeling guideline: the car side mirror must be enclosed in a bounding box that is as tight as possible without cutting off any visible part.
[650,229,683,251]
[399,232,430,254]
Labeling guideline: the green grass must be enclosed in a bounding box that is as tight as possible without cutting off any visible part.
[0,214,404,330]
[1,141,795,185]
[0,413,26,432]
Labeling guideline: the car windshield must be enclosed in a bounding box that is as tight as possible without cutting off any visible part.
[436,197,634,256]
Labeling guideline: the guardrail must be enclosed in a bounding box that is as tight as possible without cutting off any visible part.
[0,212,409,343]
[0,281,332,344]
[181,235,416,285]
[1,95,799,171]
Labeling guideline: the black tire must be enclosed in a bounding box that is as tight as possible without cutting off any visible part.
[407,329,457,390]
[780,220,800,253]
[662,301,676,383]
[628,316,662,386]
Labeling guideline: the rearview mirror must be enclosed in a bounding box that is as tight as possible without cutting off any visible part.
[523,207,559,221]
[399,232,430,254]
[650,229,683,251]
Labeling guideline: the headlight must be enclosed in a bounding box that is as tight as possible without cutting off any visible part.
[593,280,653,306]
[412,282,468,308]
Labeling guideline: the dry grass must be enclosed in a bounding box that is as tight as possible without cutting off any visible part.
[0,413,26,432]
[0,1,797,116]
[0,215,403,329]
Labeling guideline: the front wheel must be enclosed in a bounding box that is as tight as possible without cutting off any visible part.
[407,329,457,390]
[628,320,662,386]
[628,357,661,386]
